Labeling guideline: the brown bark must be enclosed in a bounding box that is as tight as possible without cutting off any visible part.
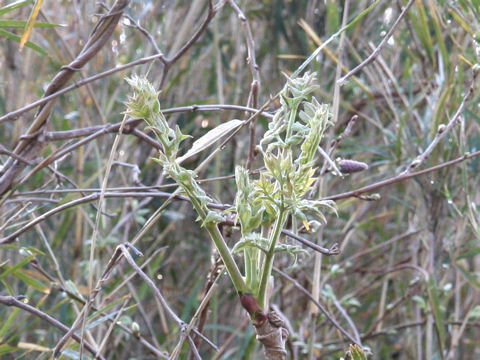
[240,293,289,360]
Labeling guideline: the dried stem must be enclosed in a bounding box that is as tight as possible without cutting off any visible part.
[0,295,104,359]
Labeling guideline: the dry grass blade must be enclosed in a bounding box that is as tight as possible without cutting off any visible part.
[18,0,43,51]
[177,119,245,164]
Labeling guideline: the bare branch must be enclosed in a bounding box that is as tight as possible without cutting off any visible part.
[0,295,104,359]
[324,150,480,201]
[337,0,416,85]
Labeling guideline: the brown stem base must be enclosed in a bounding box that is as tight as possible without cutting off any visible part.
[240,293,289,359]
[254,310,289,360]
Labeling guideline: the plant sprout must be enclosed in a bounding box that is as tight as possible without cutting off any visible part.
[124,72,335,359]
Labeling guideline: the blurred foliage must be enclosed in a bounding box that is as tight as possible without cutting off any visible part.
[0,0,480,359]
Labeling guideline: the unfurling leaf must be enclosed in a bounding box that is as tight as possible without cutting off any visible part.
[346,344,370,360]
[201,211,224,227]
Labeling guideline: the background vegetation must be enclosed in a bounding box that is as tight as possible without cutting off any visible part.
[1,0,480,359]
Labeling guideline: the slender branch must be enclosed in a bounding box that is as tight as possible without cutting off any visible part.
[363,282,421,338]
[0,104,272,190]
[273,267,361,346]
[291,0,383,79]
[0,0,131,196]
[170,282,219,358]
[47,249,170,359]
[0,295,104,359]
[228,0,261,171]
[337,0,416,85]
[0,143,35,165]
[109,4,163,54]
[159,1,220,87]
[402,69,479,174]
[227,0,261,87]
[0,191,227,245]
[322,319,480,355]
[117,244,202,356]
[332,296,362,346]
[246,81,259,170]
[280,229,339,256]
[323,150,480,201]
[117,244,185,327]
[42,104,272,142]
[0,53,165,124]
[1,190,339,261]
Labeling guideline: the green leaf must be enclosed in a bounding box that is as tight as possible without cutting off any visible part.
[468,305,480,320]
[87,304,137,330]
[326,0,339,34]
[412,295,427,310]
[448,8,475,37]
[0,0,32,16]
[0,254,36,280]
[0,20,63,28]
[455,262,480,288]
[348,344,368,360]
[455,248,480,260]
[0,28,49,55]
[0,308,21,342]
[64,279,85,301]
[201,210,224,227]
[426,278,446,353]
[12,269,49,293]
[0,344,18,355]
[88,295,133,323]
[413,1,435,65]
[321,284,336,301]
[232,234,269,253]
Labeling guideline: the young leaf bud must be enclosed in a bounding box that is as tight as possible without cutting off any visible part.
[337,159,368,174]
[437,123,446,134]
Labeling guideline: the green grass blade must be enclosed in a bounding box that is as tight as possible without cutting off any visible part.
[426,278,446,353]
[0,19,64,28]
[0,0,32,16]
[0,28,49,55]
[0,254,36,280]
[292,0,382,78]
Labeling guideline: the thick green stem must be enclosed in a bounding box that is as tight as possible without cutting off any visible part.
[187,190,247,294]
[245,248,252,289]
[204,223,247,293]
[258,210,288,309]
